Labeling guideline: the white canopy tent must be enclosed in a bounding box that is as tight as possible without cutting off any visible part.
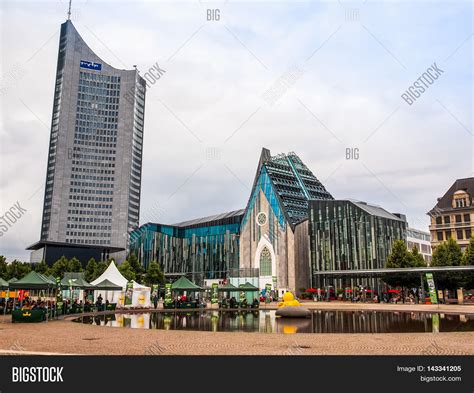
[90,261,151,307]
[91,261,127,304]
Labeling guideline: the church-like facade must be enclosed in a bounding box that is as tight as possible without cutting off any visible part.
[238,148,333,296]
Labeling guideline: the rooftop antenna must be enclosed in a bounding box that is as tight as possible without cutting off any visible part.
[67,0,72,20]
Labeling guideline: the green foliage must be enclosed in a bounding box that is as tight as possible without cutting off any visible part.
[32,260,50,275]
[432,237,462,267]
[411,246,426,268]
[84,258,98,282]
[118,260,136,282]
[94,260,108,281]
[127,253,143,282]
[67,257,83,272]
[431,238,464,290]
[386,240,413,269]
[50,256,69,278]
[144,261,165,286]
[0,256,8,278]
[461,236,474,289]
[384,240,421,288]
[6,260,32,280]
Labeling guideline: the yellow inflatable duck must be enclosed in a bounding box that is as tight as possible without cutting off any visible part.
[278,292,301,308]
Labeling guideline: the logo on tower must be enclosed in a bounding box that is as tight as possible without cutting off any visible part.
[80,60,102,71]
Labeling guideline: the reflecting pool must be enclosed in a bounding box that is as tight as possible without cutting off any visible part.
[72,310,474,334]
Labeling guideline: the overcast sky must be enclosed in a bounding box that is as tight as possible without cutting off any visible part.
[0,0,472,261]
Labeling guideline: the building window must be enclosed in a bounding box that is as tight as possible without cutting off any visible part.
[436,216,442,225]
[444,216,450,224]
[259,247,272,276]
[457,230,463,240]
[455,214,462,223]
[445,230,452,239]
[464,214,470,222]
[437,232,443,241]
[466,229,472,239]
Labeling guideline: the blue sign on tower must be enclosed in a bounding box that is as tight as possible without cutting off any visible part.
[80,60,102,71]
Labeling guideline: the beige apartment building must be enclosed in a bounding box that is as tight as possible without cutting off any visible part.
[428,177,474,251]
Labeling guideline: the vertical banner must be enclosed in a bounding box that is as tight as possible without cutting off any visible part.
[164,283,172,306]
[125,281,133,306]
[56,277,62,312]
[425,273,438,304]
[265,283,272,303]
[151,284,159,300]
[431,313,440,333]
[211,283,218,304]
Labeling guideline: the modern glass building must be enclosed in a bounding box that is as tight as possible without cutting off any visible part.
[239,148,333,295]
[28,18,146,264]
[129,210,243,285]
[309,199,407,290]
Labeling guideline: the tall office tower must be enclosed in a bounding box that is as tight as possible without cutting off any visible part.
[28,19,146,264]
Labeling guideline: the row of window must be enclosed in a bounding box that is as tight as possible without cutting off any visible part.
[435,213,471,225]
[436,228,472,241]
[67,209,112,216]
[69,188,114,195]
[65,238,111,245]
[68,202,113,209]
[79,71,121,83]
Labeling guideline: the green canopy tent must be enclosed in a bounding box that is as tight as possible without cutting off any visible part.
[0,277,9,290]
[217,283,238,291]
[9,271,55,322]
[61,273,94,314]
[238,282,259,291]
[9,271,55,290]
[171,276,202,291]
[8,277,18,283]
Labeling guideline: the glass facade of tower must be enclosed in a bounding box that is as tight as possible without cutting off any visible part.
[309,200,407,288]
[35,19,145,260]
[129,211,243,284]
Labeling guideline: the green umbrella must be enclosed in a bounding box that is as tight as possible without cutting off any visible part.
[61,272,93,289]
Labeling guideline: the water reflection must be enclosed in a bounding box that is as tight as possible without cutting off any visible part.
[74,310,474,334]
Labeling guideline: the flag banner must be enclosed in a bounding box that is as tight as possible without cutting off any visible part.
[151,284,159,300]
[125,281,133,305]
[164,283,172,305]
[211,283,218,304]
[265,283,272,303]
[425,273,438,304]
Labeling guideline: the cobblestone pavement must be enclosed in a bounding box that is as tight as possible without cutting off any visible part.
[0,312,473,356]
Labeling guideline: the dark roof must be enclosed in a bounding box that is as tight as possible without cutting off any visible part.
[172,209,245,228]
[171,276,202,291]
[26,240,124,252]
[350,200,405,221]
[429,177,474,213]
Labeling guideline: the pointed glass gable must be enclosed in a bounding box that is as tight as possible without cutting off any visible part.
[243,149,333,229]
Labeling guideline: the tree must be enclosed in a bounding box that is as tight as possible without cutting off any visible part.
[431,238,463,290]
[84,258,98,282]
[0,256,8,278]
[6,260,31,280]
[118,260,136,281]
[127,252,144,283]
[50,256,69,278]
[144,261,165,286]
[461,236,474,289]
[33,260,50,275]
[93,260,108,281]
[383,240,418,289]
[67,257,83,272]
[411,246,426,268]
